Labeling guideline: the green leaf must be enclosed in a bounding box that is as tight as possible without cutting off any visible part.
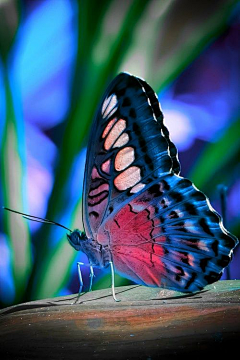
[33,239,77,299]
[32,200,83,299]
[1,70,32,303]
[119,0,237,91]
[189,118,240,194]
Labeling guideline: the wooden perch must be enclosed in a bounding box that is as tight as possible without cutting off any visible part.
[0,280,240,359]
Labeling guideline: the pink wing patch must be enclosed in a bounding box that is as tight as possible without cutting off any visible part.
[108,203,166,286]
[97,190,168,287]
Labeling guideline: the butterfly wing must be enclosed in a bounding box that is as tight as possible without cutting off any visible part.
[83,72,238,292]
[100,174,238,292]
[83,72,180,239]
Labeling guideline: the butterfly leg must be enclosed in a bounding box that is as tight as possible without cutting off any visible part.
[77,261,95,292]
[109,261,120,302]
[71,262,84,304]
[77,262,84,294]
[89,265,95,292]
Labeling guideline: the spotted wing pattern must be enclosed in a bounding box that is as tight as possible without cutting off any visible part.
[83,72,180,239]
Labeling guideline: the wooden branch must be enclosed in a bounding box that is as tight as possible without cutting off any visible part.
[0,280,240,359]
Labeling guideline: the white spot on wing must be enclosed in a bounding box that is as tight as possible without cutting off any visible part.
[102,118,117,138]
[102,94,118,119]
[113,132,129,148]
[130,182,146,193]
[104,119,126,150]
[115,147,135,171]
[114,166,141,191]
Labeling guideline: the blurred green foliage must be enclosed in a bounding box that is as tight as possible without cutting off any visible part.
[0,0,238,306]
[190,117,240,193]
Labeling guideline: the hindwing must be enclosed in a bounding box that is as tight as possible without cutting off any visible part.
[99,174,238,292]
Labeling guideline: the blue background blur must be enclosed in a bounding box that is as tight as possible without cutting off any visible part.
[0,0,239,307]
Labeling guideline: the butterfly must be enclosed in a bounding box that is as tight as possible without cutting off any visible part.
[4,72,238,301]
[65,72,238,300]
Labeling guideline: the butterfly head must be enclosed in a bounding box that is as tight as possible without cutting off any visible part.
[67,229,88,251]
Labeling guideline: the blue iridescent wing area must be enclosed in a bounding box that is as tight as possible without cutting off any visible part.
[83,72,180,239]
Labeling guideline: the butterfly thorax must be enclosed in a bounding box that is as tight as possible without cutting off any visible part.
[67,229,110,268]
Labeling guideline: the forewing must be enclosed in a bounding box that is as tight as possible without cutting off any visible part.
[99,174,238,292]
[83,73,180,238]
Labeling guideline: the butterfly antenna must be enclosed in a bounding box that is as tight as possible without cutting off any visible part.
[2,206,72,233]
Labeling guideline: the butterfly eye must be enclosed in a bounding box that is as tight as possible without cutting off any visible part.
[67,230,87,251]
[79,231,87,240]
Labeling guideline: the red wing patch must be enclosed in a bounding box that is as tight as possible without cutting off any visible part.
[97,191,167,287]
[112,246,166,287]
